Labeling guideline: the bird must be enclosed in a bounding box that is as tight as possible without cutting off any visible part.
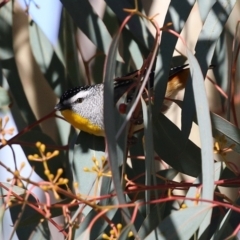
[55,64,189,137]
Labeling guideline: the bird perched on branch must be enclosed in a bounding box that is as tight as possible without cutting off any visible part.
[55,64,189,136]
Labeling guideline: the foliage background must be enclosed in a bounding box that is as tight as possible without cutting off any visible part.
[0,0,240,239]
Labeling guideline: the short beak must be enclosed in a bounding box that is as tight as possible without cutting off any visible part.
[55,102,69,111]
[54,102,62,111]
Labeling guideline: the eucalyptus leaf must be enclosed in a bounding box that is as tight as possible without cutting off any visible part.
[0,61,2,86]
[150,205,211,240]
[0,182,26,197]
[181,0,237,139]
[210,209,233,240]
[118,224,134,240]
[68,131,105,216]
[2,58,38,128]
[153,113,201,177]
[0,87,11,109]
[138,203,165,239]
[17,198,77,227]
[10,194,51,239]
[105,0,154,55]
[60,0,122,62]
[186,49,214,202]
[103,13,134,233]
[153,0,194,116]
[17,130,69,183]
[75,198,119,240]
[0,3,13,59]
[211,113,240,154]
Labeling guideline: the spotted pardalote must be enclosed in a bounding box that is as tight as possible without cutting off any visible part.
[55,64,189,136]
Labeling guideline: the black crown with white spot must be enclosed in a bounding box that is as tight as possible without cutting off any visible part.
[60,85,93,102]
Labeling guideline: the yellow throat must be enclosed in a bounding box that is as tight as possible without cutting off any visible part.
[61,109,104,136]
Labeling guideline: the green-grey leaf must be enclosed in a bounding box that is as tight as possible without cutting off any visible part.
[0,182,25,196]
[2,58,38,128]
[186,49,214,202]
[105,0,154,54]
[138,203,166,239]
[153,113,201,177]
[60,0,122,61]
[18,198,77,227]
[153,0,194,116]
[151,205,211,240]
[181,0,237,139]
[211,113,240,154]
[69,131,105,216]
[75,199,118,239]
[103,17,136,234]
[210,209,233,240]
[0,87,11,109]
[0,3,13,59]
[17,130,69,183]
[10,194,51,239]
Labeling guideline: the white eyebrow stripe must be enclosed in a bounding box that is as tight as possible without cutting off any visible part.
[63,90,90,105]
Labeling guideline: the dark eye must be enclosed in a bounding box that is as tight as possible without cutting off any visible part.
[75,98,83,103]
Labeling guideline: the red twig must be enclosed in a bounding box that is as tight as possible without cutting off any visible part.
[0,0,10,8]
[0,110,56,150]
